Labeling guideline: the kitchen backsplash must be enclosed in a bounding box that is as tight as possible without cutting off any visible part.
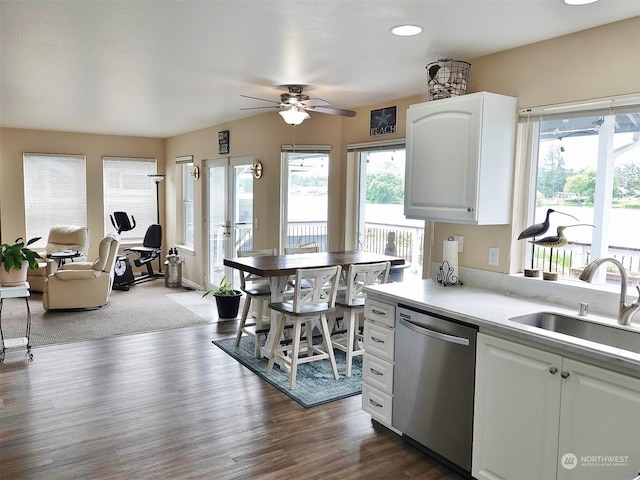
[429,264,634,321]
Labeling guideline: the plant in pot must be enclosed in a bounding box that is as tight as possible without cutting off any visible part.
[0,237,42,287]
[202,276,242,319]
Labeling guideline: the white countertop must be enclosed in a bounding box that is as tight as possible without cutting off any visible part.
[365,279,640,377]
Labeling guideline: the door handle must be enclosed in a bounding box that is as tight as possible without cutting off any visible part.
[399,318,470,346]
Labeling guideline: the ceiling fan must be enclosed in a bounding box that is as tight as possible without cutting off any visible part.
[241,85,356,125]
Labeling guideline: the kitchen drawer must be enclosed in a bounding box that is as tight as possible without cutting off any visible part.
[362,383,393,426]
[363,353,394,394]
[365,299,395,328]
[363,320,395,363]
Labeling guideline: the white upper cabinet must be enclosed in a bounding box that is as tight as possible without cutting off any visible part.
[404,91,517,224]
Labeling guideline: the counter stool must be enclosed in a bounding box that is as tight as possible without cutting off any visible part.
[267,265,342,389]
[331,261,390,376]
[235,249,276,357]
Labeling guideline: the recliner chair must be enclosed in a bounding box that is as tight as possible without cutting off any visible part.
[42,233,120,310]
[27,225,90,292]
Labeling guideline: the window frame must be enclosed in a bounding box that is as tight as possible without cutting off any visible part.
[518,94,640,286]
[176,155,195,250]
[280,145,331,253]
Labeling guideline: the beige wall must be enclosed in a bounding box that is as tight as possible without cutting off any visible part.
[0,128,165,259]
[432,16,640,274]
[1,17,638,285]
[165,110,344,286]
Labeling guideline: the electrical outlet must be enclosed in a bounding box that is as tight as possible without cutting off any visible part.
[453,235,464,253]
[488,247,499,266]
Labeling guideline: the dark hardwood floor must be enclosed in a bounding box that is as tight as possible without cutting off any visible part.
[0,319,463,479]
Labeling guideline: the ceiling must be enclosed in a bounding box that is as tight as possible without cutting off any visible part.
[1,1,638,138]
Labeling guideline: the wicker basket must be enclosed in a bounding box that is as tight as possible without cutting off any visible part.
[426,58,471,101]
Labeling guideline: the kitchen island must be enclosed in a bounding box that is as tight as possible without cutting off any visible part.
[363,279,640,480]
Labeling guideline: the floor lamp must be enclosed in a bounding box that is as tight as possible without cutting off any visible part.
[148,174,166,273]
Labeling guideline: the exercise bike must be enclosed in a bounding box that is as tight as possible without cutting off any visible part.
[110,211,163,290]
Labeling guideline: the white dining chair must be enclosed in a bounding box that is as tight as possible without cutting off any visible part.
[235,248,276,357]
[284,243,319,254]
[331,261,390,376]
[267,265,342,389]
[284,243,319,291]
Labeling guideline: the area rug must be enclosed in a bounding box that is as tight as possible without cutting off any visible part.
[213,336,362,408]
[0,281,214,347]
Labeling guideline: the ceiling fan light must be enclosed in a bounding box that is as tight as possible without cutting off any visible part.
[390,24,423,36]
[279,107,310,126]
[562,0,598,4]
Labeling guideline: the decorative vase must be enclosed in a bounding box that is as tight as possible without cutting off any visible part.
[214,291,242,319]
[0,261,29,287]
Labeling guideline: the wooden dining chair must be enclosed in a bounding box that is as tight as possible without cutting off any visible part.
[331,261,390,376]
[267,265,342,389]
[235,249,276,357]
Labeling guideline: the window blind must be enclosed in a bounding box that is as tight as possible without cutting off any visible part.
[518,93,640,123]
[103,157,157,242]
[23,153,87,248]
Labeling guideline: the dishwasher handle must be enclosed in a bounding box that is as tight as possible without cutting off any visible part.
[399,317,470,346]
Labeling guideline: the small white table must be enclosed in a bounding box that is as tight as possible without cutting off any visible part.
[0,283,33,362]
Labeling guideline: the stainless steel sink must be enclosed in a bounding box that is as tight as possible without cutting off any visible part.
[509,312,640,354]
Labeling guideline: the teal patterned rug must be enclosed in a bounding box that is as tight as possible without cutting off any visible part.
[213,336,362,408]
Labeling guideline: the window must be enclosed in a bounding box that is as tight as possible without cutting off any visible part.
[521,95,640,287]
[23,153,87,248]
[281,146,330,252]
[103,157,157,242]
[176,156,195,249]
[348,141,423,281]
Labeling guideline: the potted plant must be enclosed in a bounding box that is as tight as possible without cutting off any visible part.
[202,276,242,319]
[0,237,42,286]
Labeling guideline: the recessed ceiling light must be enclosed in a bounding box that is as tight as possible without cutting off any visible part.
[390,24,423,37]
[563,0,599,5]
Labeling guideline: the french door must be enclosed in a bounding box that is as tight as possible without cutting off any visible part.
[205,155,254,289]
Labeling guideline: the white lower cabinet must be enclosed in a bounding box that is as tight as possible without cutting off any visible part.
[362,298,396,429]
[472,333,640,480]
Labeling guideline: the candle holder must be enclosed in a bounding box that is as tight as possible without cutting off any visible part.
[436,260,462,287]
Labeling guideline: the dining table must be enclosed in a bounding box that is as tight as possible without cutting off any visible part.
[223,250,405,366]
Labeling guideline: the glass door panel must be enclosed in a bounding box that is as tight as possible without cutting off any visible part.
[205,156,254,289]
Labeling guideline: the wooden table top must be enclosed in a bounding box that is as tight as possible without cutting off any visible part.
[224,250,405,277]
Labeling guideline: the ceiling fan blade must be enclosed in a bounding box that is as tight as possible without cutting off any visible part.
[240,94,281,105]
[307,105,357,117]
[240,106,281,111]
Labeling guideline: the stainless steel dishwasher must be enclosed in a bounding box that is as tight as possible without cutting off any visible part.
[393,305,478,475]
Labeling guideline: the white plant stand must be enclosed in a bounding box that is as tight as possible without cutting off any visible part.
[0,282,33,362]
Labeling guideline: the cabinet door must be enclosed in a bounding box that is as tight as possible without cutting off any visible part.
[405,94,481,222]
[473,333,562,480]
[557,358,640,480]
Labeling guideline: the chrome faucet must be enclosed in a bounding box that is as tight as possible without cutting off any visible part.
[579,257,640,325]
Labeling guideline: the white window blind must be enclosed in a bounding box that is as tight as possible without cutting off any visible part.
[103,157,157,242]
[23,153,87,249]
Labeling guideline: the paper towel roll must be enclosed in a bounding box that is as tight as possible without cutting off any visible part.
[443,239,459,284]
